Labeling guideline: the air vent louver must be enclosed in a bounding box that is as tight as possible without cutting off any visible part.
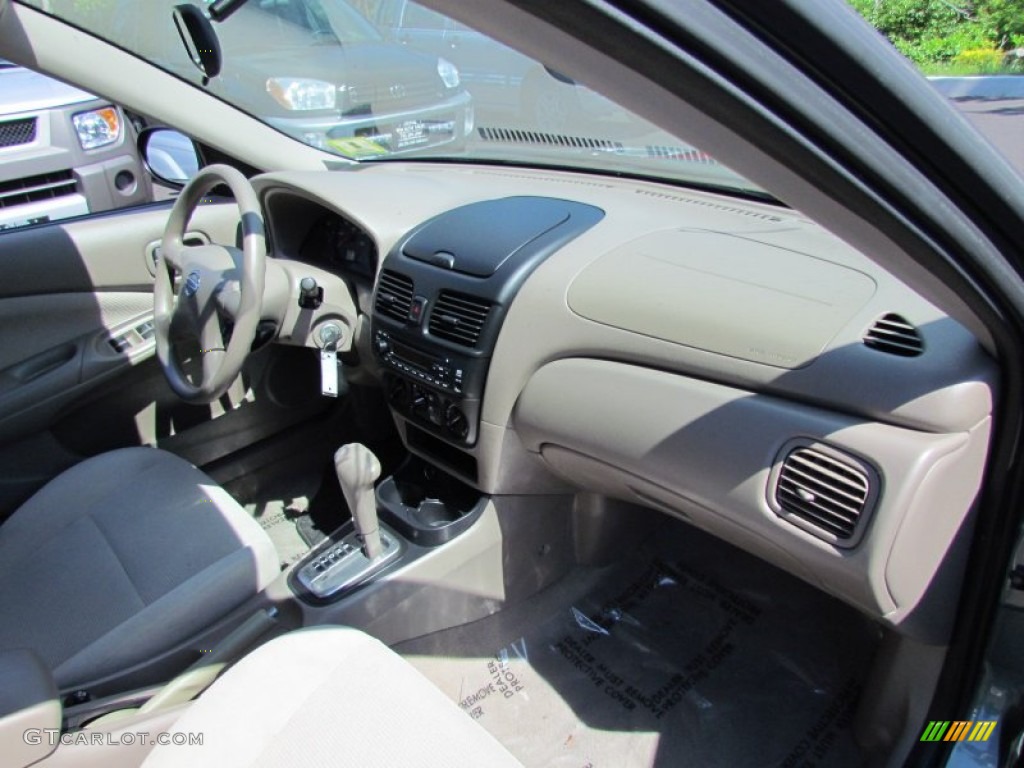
[375,270,414,323]
[863,313,923,357]
[775,447,873,543]
[428,291,492,348]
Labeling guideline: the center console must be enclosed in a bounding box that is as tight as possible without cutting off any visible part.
[290,197,601,604]
[371,196,604,480]
[289,453,489,604]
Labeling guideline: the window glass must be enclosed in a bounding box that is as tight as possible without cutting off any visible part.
[257,0,331,36]
[15,0,766,199]
[848,0,1024,174]
[0,60,159,230]
[401,3,447,31]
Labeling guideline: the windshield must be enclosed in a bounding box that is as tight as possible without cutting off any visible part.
[20,0,766,198]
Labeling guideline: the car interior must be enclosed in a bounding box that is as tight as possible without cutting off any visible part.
[0,0,1021,767]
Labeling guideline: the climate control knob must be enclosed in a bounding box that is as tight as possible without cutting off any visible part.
[411,385,428,413]
[374,333,390,357]
[445,404,469,440]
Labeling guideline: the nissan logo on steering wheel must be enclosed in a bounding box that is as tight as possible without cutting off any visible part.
[183,270,201,297]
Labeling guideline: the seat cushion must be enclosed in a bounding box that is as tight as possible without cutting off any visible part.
[143,626,523,768]
[0,447,278,689]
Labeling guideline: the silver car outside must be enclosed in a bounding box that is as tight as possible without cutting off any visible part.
[0,61,151,230]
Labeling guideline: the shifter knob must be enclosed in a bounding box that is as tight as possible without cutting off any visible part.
[334,443,383,560]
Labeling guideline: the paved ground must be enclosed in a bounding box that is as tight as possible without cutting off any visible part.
[952,97,1024,174]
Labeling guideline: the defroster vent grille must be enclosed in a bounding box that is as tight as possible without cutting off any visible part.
[863,313,923,357]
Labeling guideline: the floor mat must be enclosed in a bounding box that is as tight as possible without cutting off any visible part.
[397,525,879,768]
[249,498,317,568]
[224,451,348,568]
[294,512,329,548]
[234,461,335,569]
[214,393,407,567]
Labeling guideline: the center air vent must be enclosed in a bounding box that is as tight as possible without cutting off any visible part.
[863,313,923,357]
[428,291,492,348]
[375,270,414,323]
[772,444,878,547]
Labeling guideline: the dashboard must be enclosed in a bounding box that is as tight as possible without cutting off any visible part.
[297,212,378,283]
[252,161,996,643]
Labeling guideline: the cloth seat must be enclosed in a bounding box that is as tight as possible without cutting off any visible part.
[142,626,524,768]
[0,447,279,690]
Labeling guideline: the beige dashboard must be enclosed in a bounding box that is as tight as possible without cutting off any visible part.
[254,161,997,642]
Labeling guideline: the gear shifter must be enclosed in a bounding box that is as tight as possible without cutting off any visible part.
[295,444,401,600]
[335,443,383,560]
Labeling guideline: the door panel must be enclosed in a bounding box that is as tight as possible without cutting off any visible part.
[0,204,238,296]
[0,291,152,445]
[0,200,328,518]
[0,203,240,444]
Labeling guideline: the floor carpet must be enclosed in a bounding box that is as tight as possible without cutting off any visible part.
[396,524,879,768]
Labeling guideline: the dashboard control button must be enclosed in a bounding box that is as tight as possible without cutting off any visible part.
[411,384,428,414]
[445,404,469,439]
[408,296,428,326]
[427,392,442,425]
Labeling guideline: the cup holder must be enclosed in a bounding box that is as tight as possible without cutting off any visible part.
[415,500,461,528]
[376,456,486,546]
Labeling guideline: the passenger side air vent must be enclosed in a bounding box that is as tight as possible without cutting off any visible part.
[771,443,878,547]
[863,313,923,357]
[428,291,492,348]
[375,270,414,323]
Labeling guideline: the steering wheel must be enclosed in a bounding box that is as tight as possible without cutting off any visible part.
[154,164,266,404]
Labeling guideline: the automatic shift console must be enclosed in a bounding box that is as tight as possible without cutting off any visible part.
[292,443,402,602]
[293,527,401,602]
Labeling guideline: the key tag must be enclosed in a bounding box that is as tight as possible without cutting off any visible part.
[319,324,342,398]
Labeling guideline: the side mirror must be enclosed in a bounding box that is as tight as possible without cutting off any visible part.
[138,127,201,187]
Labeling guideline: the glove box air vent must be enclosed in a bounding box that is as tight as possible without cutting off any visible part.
[770,442,879,548]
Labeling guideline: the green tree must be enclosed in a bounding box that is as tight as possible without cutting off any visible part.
[975,0,1024,46]
[850,0,964,42]
[847,0,1016,67]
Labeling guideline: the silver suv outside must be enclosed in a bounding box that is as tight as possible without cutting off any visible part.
[0,60,151,230]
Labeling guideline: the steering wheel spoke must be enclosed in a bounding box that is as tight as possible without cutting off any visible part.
[169,293,196,337]
[159,240,188,273]
[154,164,266,404]
[197,312,228,382]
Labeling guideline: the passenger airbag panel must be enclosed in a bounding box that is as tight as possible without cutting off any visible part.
[567,229,877,368]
